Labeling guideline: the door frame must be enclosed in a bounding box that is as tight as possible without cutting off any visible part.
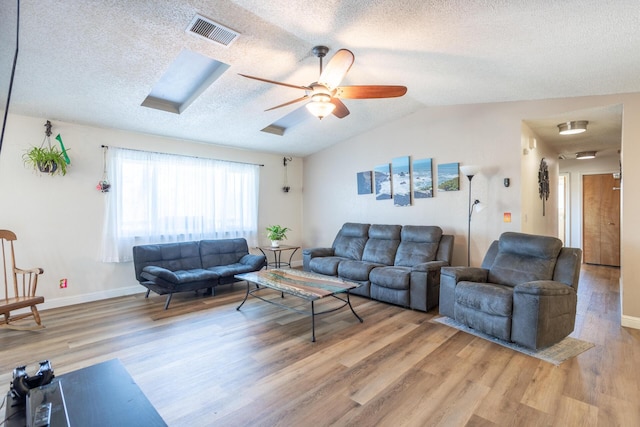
[581,171,621,266]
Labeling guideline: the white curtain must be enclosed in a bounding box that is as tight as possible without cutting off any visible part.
[101,147,260,262]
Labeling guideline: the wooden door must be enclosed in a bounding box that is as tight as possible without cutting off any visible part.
[583,174,620,266]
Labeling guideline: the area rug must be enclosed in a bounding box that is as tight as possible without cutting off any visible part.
[431,316,594,365]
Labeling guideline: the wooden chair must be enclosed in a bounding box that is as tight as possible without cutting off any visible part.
[1,230,45,330]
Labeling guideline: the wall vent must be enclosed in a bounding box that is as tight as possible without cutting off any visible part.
[186,14,239,47]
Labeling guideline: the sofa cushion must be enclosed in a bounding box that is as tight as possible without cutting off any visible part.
[395,226,443,267]
[332,223,370,260]
[362,224,401,265]
[141,266,218,285]
[338,260,382,281]
[208,262,261,278]
[309,256,346,276]
[455,281,513,317]
[200,238,251,268]
[488,232,563,287]
[133,242,202,281]
[369,266,411,290]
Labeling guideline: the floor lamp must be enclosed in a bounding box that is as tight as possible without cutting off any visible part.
[460,165,484,266]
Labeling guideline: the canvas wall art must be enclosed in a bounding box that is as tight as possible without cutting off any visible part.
[392,156,411,206]
[412,158,433,199]
[357,171,373,194]
[437,162,460,191]
[374,163,392,200]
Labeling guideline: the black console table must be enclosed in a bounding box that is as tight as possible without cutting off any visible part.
[4,359,166,427]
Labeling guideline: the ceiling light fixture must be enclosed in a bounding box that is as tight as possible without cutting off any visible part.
[576,151,596,160]
[558,120,588,135]
[306,93,335,119]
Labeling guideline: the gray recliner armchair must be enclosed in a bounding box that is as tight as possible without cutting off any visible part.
[439,232,582,350]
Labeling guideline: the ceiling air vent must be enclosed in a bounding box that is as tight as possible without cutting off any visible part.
[187,14,239,47]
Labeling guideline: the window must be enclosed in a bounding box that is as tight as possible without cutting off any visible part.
[101,147,259,262]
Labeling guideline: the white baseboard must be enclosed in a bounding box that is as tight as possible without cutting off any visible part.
[621,315,640,330]
[38,263,303,311]
[41,286,145,311]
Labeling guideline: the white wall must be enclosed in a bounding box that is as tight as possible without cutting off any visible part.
[0,114,303,309]
[303,92,640,326]
[520,123,558,236]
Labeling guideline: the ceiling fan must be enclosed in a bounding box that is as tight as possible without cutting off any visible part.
[239,46,407,120]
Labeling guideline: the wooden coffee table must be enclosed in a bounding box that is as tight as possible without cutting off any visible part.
[235,269,363,341]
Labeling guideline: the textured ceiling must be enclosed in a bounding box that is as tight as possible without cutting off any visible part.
[1,0,638,157]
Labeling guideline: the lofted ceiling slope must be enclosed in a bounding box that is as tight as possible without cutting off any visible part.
[1,1,639,157]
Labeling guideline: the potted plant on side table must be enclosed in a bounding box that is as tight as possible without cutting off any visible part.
[266,225,290,247]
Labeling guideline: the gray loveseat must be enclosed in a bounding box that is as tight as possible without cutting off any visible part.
[303,223,454,311]
[439,232,582,349]
[133,238,266,309]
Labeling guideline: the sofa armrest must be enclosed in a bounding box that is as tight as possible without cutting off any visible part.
[514,280,575,296]
[441,266,488,283]
[240,253,267,270]
[412,260,447,272]
[512,280,578,349]
[142,266,180,283]
[439,267,489,317]
[302,247,335,271]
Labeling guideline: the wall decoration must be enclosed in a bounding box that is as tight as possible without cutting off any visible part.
[96,145,111,192]
[357,171,373,194]
[392,156,411,206]
[437,162,460,191]
[538,157,549,216]
[374,163,392,200]
[412,158,433,199]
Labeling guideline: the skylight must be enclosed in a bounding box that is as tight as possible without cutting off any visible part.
[141,49,229,114]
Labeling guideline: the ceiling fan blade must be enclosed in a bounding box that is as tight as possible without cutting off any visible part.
[335,85,407,99]
[330,98,350,119]
[318,49,354,90]
[265,95,309,111]
[238,73,312,91]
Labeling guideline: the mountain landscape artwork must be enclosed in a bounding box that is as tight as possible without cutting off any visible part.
[392,156,411,206]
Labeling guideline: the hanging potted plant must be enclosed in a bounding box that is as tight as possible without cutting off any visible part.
[22,120,70,176]
[266,225,290,247]
[23,145,69,176]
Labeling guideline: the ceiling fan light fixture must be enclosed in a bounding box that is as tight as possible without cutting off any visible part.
[306,100,335,119]
[558,120,588,135]
[576,151,596,160]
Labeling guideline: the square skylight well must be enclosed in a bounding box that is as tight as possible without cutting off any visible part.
[141,49,230,114]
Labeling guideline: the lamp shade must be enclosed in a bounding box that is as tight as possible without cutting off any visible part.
[473,201,486,213]
[558,120,588,135]
[459,165,481,178]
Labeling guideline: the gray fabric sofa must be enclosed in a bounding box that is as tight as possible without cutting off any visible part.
[439,231,582,349]
[133,238,266,309]
[303,223,454,311]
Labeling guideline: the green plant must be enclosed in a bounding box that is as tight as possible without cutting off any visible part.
[266,225,290,241]
[23,145,69,176]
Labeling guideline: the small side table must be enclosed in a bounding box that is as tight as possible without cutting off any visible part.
[257,245,300,269]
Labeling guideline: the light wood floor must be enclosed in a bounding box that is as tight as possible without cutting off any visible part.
[1,264,638,426]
